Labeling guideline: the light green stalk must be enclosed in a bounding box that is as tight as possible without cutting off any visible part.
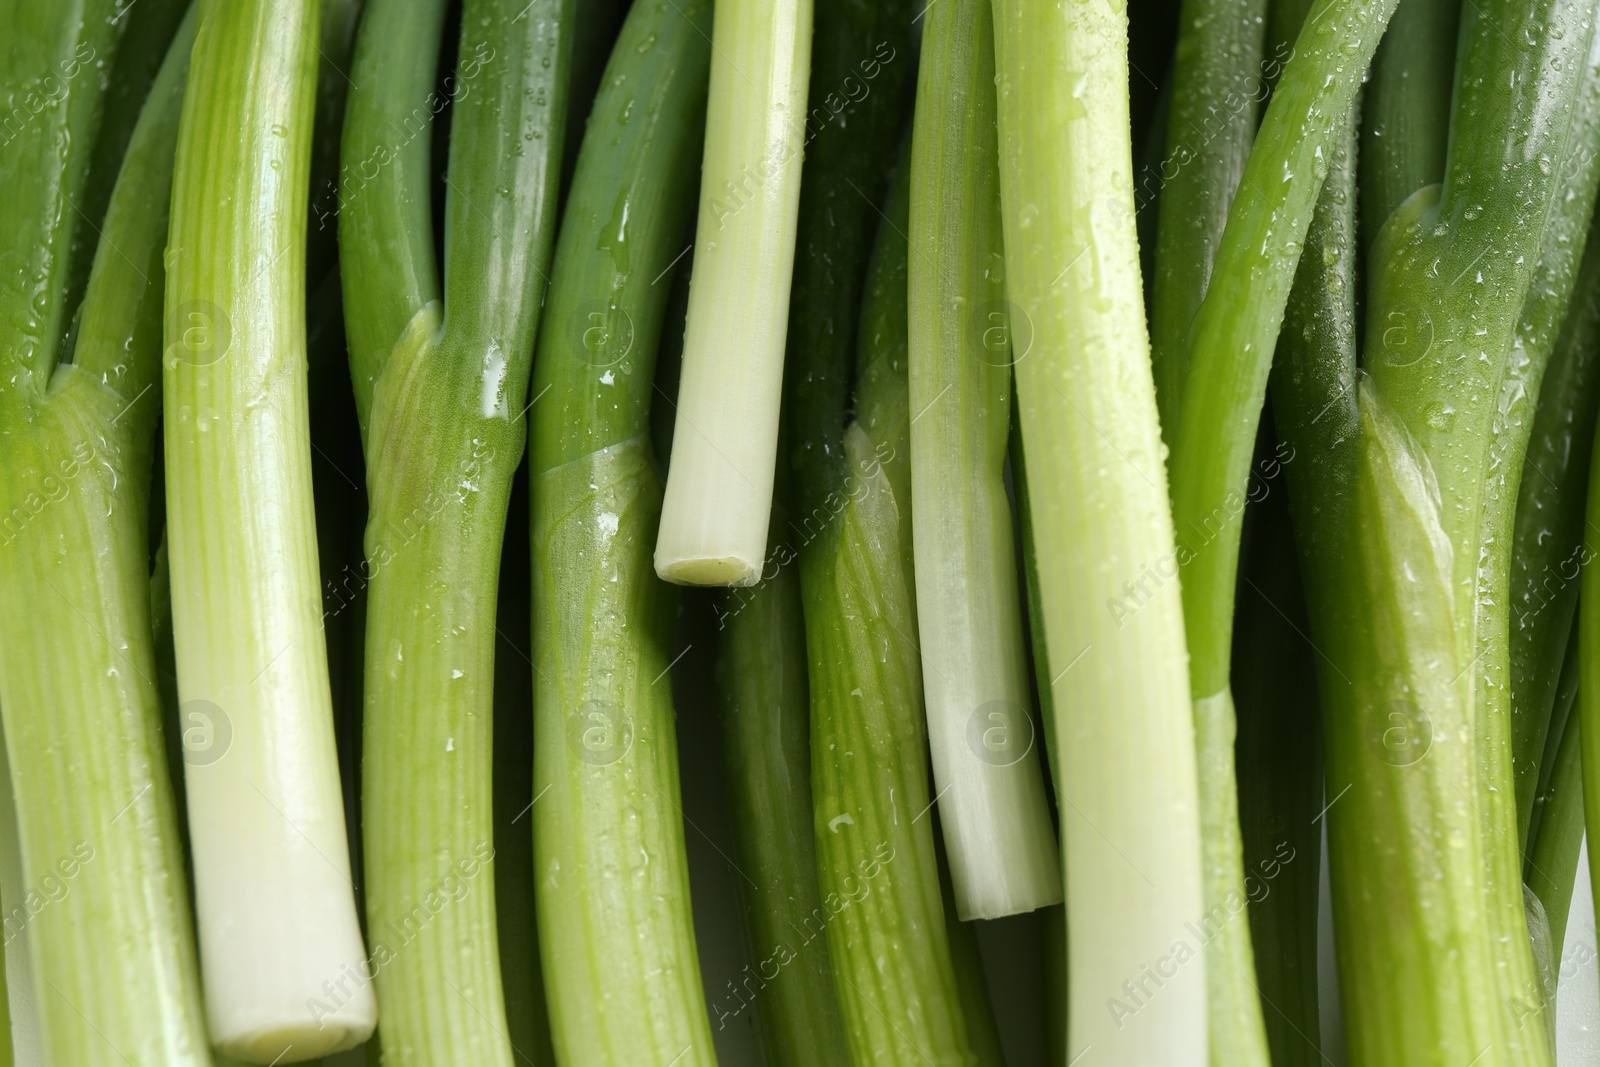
[339,0,573,1060]
[527,1,717,1061]
[0,9,208,1065]
[165,0,374,1057]
[991,0,1206,1060]
[907,0,1060,922]
[654,0,814,585]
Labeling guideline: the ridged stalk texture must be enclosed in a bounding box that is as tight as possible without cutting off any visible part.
[714,556,852,1066]
[339,0,574,1060]
[0,9,211,1064]
[803,160,986,1067]
[164,0,375,1056]
[527,1,717,1062]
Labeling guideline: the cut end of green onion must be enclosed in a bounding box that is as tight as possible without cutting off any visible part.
[651,0,812,588]
[217,1018,370,1063]
[656,551,764,587]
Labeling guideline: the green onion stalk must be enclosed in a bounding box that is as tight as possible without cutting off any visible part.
[1469,18,1600,1037]
[1360,0,1598,1054]
[1267,102,1356,1067]
[714,539,854,1067]
[993,0,1214,1056]
[1147,0,1283,1053]
[1148,0,1268,438]
[164,0,375,1057]
[1164,0,1409,1057]
[653,0,814,585]
[1269,0,1600,1060]
[720,2,921,1062]
[906,0,1062,922]
[1494,29,1600,853]
[0,7,210,1063]
[799,141,990,1067]
[527,0,718,1062]
[339,0,573,1060]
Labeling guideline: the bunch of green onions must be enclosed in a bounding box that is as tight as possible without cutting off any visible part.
[12,0,1600,1064]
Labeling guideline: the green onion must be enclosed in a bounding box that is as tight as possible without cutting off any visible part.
[1357,0,1598,1054]
[991,0,1207,1058]
[164,0,373,1056]
[1271,0,1598,1057]
[339,0,574,1059]
[1486,30,1600,859]
[527,1,716,1061]
[1160,0,1395,1058]
[715,552,852,1066]
[0,7,209,1062]
[1148,0,1268,435]
[802,149,985,1067]
[1263,83,1360,1067]
[907,0,1061,921]
[653,0,814,586]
